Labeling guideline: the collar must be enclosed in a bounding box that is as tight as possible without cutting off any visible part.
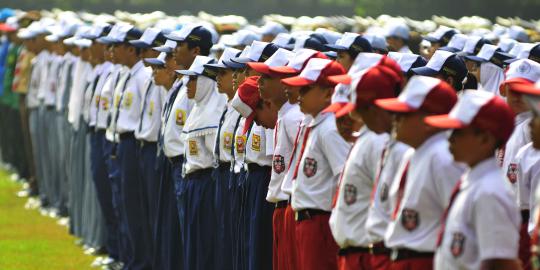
[308,111,333,128]
[278,102,296,118]
[414,131,447,156]
[462,157,498,188]
[129,60,144,76]
[516,111,532,126]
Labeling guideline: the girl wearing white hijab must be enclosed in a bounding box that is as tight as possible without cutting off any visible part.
[479,61,505,96]
[176,55,227,270]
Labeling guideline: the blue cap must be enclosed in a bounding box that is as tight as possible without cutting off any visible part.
[231,41,279,64]
[412,50,467,82]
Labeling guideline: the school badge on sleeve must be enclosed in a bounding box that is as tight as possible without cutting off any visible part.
[123,92,133,109]
[303,158,317,177]
[273,155,285,174]
[401,208,419,231]
[450,232,465,257]
[148,101,154,116]
[175,109,186,126]
[507,163,518,183]
[102,97,109,110]
[236,135,246,154]
[251,134,261,152]
[188,140,198,156]
[223,132,233,150]
[343,184,357,205]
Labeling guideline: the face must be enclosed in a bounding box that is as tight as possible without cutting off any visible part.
[465,59,480,79]
[427,42,441,59]
[386,36,404,52]
[285,85,301,104]
[393,111,428,147]
[298,84,332,116]
[448,126,495,166]
[233,68,247,90]
[262,34,275,43]
[165,54,179,71]
[505,87,529,114]
[217,68,234,96]
[187,76,198,99]
[153,66,168,86]
[254,100,278,129]
[530,113,540,149]
[337,51,354,71]
[142,48,159,62]
[356,104,392,134]
[112,44,124,64]
[336,115,357,142]
[258,74,284,102]
[174,42,198,70]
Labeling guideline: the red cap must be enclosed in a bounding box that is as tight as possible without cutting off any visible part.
[231,76,261,134]
[335,65,403,117]
[511,81,540,95]
[500,59,540,95]
[281,58,346,87]
[0,23,16,32]
[328,54,404,86]
[425,90,515,143]
[375,75,457,114]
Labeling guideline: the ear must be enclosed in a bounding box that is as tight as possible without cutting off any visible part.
[191,46,201,56]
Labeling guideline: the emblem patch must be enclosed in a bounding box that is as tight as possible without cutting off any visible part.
[223,132,233,150]
[175,109,186,126]
[123,92,133,109]
[148,101,154,116]
[94,95,100,108]
[507,163,518,183]
[236,135,246,154]
[401,208,419,231]
[273,155,285,174]
[343,184,357,205]
[251,134,261,152]
[379,183,389,202]
[450,232,466,257]
[188,140,198,156]
[101,97,109,111]
[303,157,317,177]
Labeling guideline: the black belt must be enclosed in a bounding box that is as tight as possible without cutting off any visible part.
[275,200,288,209]
[95,129,106,136]
[218,162,231,171]
[338,246,370,256]
[119,132,135,141]
[137,139,156,148]
[369,242,391,255]
[247,163,270,171]
[45,105,55,110]
[167,155,182,165]
[295,209,330,222]
[390,248,434,261]
[185,168,213,179]
[522,210,530,223]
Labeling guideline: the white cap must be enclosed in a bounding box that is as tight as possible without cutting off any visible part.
[260,21,287,36]
[348,53,385,75]
[225,30,261,47]
[315,28,342,44]
[263,48,294,67]
[446,34,468,51]
[364,34,388,51]
[424,50,455,71]
[498,38,517,53]
[176,55,215,76]
[462,36,483,55]
[504,59,540,83]
[385,23,410,40]
[388,52,422,73]
[165,23,199,41]
[272,33,294,49]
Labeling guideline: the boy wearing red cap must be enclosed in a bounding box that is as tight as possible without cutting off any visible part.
[281,58,350,270]
[375,76,464,270]
[426,90,521,270]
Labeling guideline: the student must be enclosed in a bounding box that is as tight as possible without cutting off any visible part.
[425,90,521,270]
[385,23,412,53]
[325,32,372,71]
[375,76,464,270]
[203,47,241,270]
[411,49,467,92]
[387,52,427,84]
[177,55,226,270]
[281,58,350,270]
[422,26,458,59]
[463,44,512,95]
[327,61,403,270]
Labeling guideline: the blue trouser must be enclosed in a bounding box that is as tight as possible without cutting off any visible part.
[90,130,120,260]
[234,168,248,270]
[180,168,215,270]
[117,134,152,270]
[104,139,130,264]
[213,163,233,270]
[154,154,183,270]
[245,164,273,270]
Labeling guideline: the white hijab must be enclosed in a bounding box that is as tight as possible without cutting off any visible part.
[479,62,504,96]
[183,75,227,139]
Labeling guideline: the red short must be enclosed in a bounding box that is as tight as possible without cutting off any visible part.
[295,213,339,270]
[337,251,371,270]
[389,257,433,270]
[520,221,531,270]
[273,206,287,270]
[370,253,391,270]
[283,205,298,270]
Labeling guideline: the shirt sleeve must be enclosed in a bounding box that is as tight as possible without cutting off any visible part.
[205,132,216,153]
[321,128,351,176]
[265,128,274,156]
[474,192,520,260]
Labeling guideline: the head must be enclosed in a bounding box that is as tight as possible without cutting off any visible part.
[336,51,354,71]
[141,48,159,62]
[285,85,301,104]
[174,41,202,70]
[217,68,235,99]
[505,86,530,114]
[233,67,248,90]
[393,111,441,148]
[448,126,499,166]
[254,98,279,129]
[387,36,407,52]
[354,104,393,134]
[258,73,288,108]
[530,112,540,149]
[186,75,198,99]
[298,83,333,116]
[336,114,363,142]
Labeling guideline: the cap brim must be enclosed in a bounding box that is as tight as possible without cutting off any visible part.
[204,63,228,69]
[231,57,252,64]
[423,36,440,43]
[424,114,466,129]
[328,74,352,85]
[335,103,355,118]
[96,36,119,44]
[502,78,537,94]
[323,102,348,114]
[175,70,199,76]
[247,62,271,75]
[374,98,416,112]
[223,59,246,69]
[0,25,16,32]
[281,76,316,87]
[144,58,165,66]
[411,66,439,76]
[269,66,299,75]
[129,40,152,48]
[324,44,348,51]
[153,46,173,53]
[439,46,460,53]
[164,33,186,42]
[511,83,540,95]
[464,55,488,63]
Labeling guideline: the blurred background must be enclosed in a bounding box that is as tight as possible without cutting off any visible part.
[0,0,539,20]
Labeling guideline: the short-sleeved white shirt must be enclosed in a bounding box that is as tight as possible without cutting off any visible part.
[502,111,532,193]
[245,124,274,167]
[116,61,152,134]
[281,115,312,196]
[162,80,194,157]
[135,80,166,142]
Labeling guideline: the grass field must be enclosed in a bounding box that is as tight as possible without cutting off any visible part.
[0,170,95,270]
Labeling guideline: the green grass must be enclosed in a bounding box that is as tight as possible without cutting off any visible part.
[0,170,95,270]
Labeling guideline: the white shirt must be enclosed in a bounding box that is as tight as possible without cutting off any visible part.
[214,102,242,163]
[434,158,520,270]
[245,124,274,167]
[291,112,351,212]
[398,45,413,54]
[329,127,389,248]
[36,50,51,101]
[366,140,413,244]
[503,111,532,193]
[55,52,76,112]
[184,132,216,175]
[95,63,119,130]
[513,143,540,232]
[27,51,46,109]
[106,66,130,142]
[116,61,152,134]
[161,79,194,157]
[43,53,61,106]
[232,118,247,173]
[82,66,99,124]
[135,79,166,142]
[267,102,303,203]
[385,132,465,252]
[281,115,312,195]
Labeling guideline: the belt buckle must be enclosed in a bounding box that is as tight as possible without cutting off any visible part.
[390,249,398,261]
[294,211,299,221]
[368,243,374,255]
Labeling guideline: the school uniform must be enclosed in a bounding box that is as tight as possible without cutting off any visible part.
[434,158,520,270]
[384,132,464,270]
[291,112,351,270]
[268,102,303,270]
[231,117,247,270]
[329,127,388,269]
[502,111,532,189]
